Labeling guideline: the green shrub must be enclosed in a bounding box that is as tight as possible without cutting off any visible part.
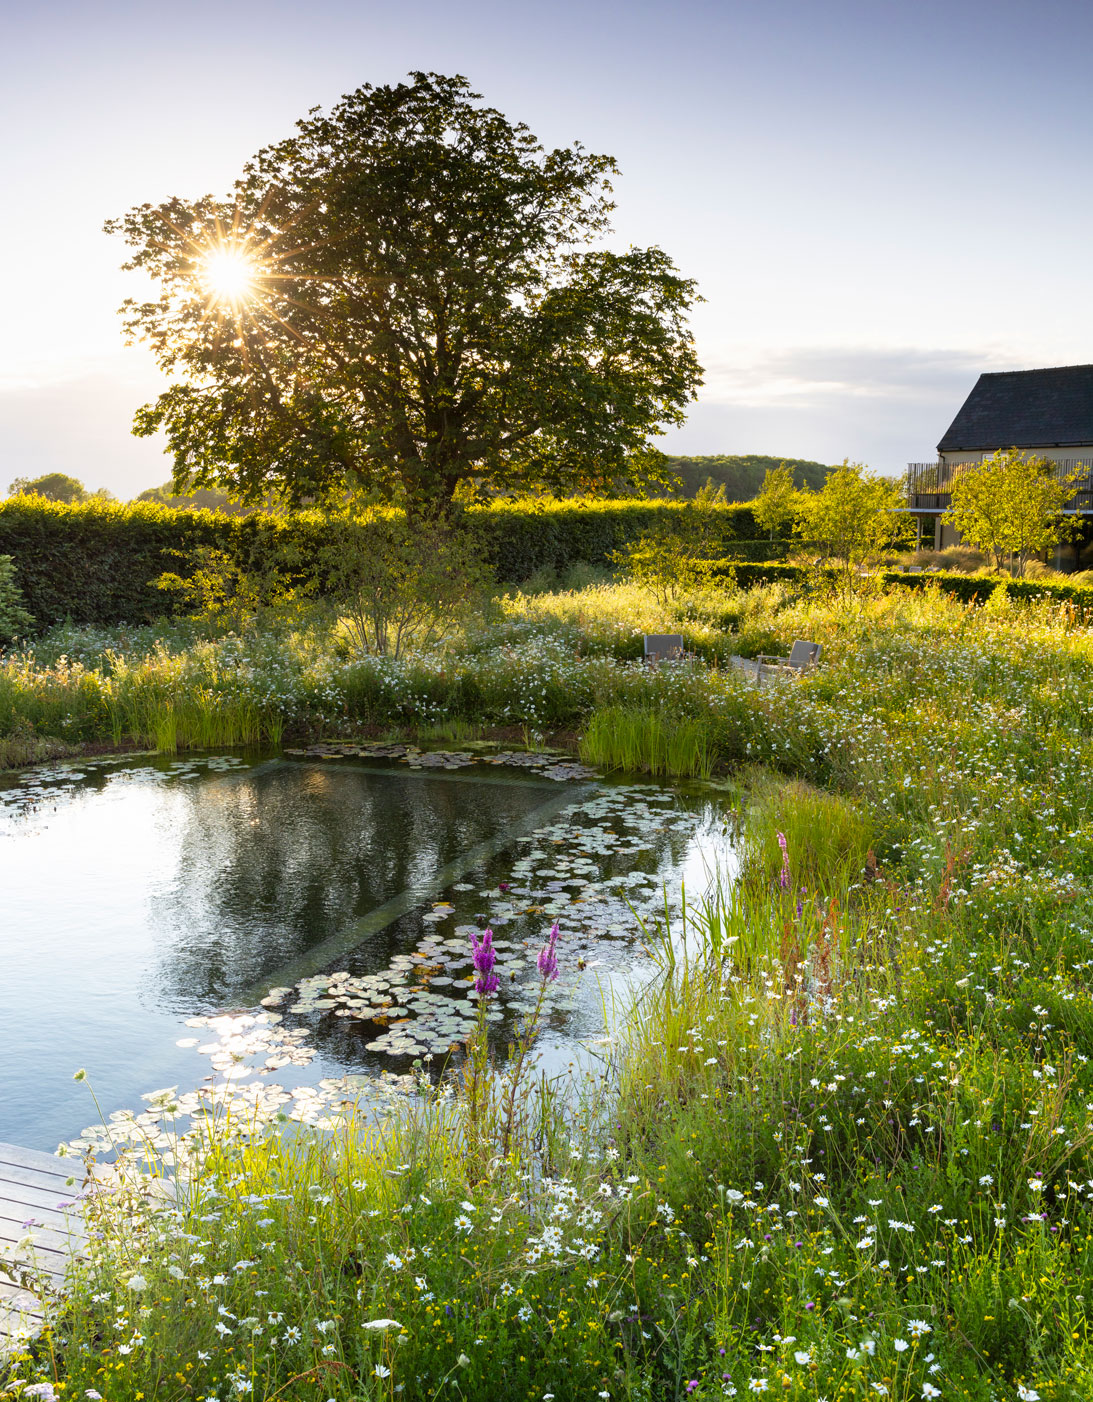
[882,570,1093,612]
[0,554,34,641]
[0,497,763,628]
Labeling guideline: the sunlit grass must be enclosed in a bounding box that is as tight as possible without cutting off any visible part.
[8,578,1093,1397]
[579,702,715,778]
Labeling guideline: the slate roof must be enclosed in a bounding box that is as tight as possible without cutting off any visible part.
[938,365,1093,453]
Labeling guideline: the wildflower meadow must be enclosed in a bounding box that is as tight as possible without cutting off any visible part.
[3,577,1093,1401]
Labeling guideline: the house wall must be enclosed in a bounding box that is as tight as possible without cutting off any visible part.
[932,448,1093,553]
[940,446,1093,467]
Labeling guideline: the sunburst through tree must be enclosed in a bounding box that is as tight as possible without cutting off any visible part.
[107,72,703,512]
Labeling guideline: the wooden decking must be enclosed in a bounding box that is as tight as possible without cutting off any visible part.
[0,1141,86,1351]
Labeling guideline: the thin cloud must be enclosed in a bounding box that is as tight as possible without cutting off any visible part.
[699,347,1014,408]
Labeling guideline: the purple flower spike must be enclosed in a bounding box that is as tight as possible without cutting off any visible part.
[537,921,560,983]
[777,831,790,889]
[471,926,499,995]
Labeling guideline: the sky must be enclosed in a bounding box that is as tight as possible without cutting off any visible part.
[3,0,1092,497]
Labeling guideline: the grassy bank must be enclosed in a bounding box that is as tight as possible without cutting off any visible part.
[5,580,1093,1398]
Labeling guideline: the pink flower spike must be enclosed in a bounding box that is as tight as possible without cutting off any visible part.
[471,926,499,995]
[537,923,560,983]
[777,832,790,889]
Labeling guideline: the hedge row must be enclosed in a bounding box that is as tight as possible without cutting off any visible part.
[0,497,771,628]
[6,491,1088,630]
[722,560,1093,611]
[884,570,1093,610]
[468,499,765,581]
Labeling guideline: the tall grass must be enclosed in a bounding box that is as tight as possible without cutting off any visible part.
[739,771,875,894]
[580,704,714,778]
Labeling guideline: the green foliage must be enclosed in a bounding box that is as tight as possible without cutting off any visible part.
[610,497,735,605]
[740,771,874,894]
[661,452,832,499]
[944,448,1083,573]
[8,471,91,503]
[0,496,765,628]
[107,73,701,511]
[752,461,798,540]
[885,569,1093,612]
[12,582,1093,1398]
[320,508,492,657]
[155,542,307,634]
[794,460,913,585]
[132,479,278,515]
[0,555,34,642]
[0,496,319,628]
[579,704,714,777]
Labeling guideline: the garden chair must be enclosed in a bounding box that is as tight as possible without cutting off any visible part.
[756,639,822,680]
[643,633,685,664]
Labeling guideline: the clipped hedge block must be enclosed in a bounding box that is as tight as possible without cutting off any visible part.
[0,496,766,627]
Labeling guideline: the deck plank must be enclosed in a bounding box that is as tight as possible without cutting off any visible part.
[0,1156,81,1195]
[0,1142,87,1354]
[0,1143,78,1180]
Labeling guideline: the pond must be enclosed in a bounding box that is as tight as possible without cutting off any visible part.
[0,747,737,1151]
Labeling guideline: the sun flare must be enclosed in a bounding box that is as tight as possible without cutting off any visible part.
[200,247,258,304]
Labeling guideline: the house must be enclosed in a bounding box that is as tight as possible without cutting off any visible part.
[907,364,1093,553]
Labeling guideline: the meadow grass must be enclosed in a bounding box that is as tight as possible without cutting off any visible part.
[580,705,715,779]
[6,580,1093,1399]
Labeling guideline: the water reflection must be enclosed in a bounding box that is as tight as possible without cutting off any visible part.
[0,757,559,1148]
[0,755,735,1151]
[153,762,554,1006]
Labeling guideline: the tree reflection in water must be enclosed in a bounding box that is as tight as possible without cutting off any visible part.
[152,763,555,1007]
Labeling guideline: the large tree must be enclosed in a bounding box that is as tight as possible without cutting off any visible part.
[107,73,702,511]
[8,472,89,503]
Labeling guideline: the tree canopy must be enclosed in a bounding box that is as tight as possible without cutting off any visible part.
[107,73,702,512]
[752,462,797,539]
[794,460,910,584]
[9,472,91,503]
[659,453,831,500]
[943,449,1081,574]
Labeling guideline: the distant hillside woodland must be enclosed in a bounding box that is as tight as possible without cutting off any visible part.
[660,454,833,499]
[132,456,831,510]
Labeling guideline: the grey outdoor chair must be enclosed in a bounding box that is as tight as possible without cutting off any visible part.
[756,639,822,679]
[643,633,685,664]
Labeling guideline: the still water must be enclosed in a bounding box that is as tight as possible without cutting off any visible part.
[0,753,732,1150]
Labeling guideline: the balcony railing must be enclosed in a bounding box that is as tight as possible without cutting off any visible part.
[906,459,1093,512]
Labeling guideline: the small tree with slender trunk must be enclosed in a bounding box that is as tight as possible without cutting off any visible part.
[943,449,1081,575]
[753,462,798,544]
[793,460,911,589]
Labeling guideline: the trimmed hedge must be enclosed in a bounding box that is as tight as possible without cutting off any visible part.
[884,570,1093,610]
[5,491,1089,630]
[0,499,324,628]
[468,499,764,582]
[717,561,1093,612]
[0,497,770,628]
